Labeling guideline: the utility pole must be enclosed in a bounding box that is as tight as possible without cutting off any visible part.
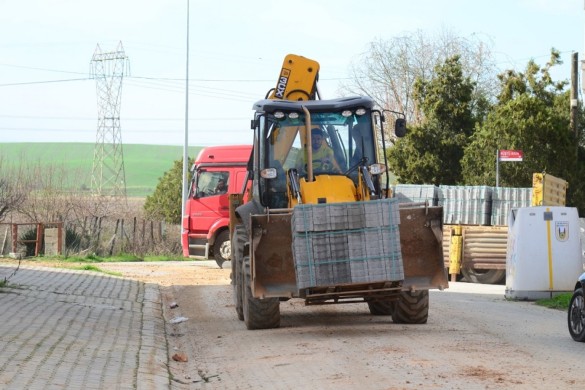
[181,0,190,223]
[571,52,579,138]
[571,52,580,161]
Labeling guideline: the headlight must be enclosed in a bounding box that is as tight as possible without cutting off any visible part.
[260,168,277,179]
[369,164,386,175]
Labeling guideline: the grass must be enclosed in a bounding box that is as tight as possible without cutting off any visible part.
[21,253,195,276]
[41,253,192,263]
[0,143,203,197]
[535,293,572,311]
[65,264,122,277]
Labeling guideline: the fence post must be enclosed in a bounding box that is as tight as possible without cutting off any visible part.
[57,222,63,255]
[35,223,43,256]
[109,219,120,256]
[11,224,18,255]
[132,217,137,249]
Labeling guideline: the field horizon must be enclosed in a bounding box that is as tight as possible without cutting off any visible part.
[0,142,205,197]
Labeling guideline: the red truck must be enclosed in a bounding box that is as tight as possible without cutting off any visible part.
[181,144,252,268]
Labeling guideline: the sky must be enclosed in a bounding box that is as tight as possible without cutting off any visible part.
[0,0,584,147]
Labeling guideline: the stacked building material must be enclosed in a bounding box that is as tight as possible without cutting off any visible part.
[438,185,492,225]
[392,184,438,205]
[291,199,403,289]
[491,187,533,226]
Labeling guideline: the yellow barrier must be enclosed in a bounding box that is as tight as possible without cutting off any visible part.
[448,225,462,281]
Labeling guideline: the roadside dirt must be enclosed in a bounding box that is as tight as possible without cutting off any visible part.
[9,259,585,389]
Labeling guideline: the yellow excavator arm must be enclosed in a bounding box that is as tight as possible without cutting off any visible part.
[268,54,320,101]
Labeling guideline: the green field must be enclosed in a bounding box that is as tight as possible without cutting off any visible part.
[0,143,203,197]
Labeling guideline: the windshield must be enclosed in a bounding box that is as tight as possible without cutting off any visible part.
[262,110,376,178]
[191,170,229,198]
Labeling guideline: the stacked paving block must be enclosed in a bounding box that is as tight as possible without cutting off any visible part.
[291,199,404,289]
[438,185,492,225]
[490,187,532,226]
[392,184,438,205]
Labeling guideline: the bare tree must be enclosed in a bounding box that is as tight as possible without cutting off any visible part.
[342,28,498,129]
[0,157,26,222]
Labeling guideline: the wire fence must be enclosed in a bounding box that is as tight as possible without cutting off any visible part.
[0,217,180,259]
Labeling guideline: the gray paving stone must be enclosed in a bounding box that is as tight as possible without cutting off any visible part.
[0,263,170,389]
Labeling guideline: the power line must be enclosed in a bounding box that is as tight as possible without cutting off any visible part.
[0,77,91,87]
[0,115,248,121]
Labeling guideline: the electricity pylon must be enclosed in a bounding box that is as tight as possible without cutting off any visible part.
[90,42,129,199]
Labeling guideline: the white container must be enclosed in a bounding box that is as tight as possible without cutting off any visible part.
[505,206,584,300]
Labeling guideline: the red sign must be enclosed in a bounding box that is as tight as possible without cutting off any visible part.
[499,150,523,162]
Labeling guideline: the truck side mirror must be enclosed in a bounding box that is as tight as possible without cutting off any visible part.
[395,118,407,138]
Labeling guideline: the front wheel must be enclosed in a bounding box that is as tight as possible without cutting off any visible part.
[243,256,280,330]
[367,300,394,316]
[392,290,429,324]
[214,230,231,269]
[568,287,585,342]
[461,268,505,284]
[231,225,246,321]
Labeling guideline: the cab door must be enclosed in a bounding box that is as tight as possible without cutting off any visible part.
[188,169,230,234]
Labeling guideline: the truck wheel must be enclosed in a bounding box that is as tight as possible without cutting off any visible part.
[461,268,505,284]
[392,290,429,324]
[568,287,585,342]
[231,225,246,321]
[243,256,280,330]
[214,230,231,269]
[367,300,394,315]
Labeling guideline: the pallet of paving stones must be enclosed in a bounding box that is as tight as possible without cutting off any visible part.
[291,199,404,289]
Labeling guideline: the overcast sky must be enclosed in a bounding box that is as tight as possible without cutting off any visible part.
[1,0,583,146]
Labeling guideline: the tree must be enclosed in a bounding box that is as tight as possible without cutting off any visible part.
[462,51,574,182]
[343,28,497,133]
[0,179,25,222]
[0,157,26,222]
[387,56,478,185]
[144,158,191,224]
[461,49,585,212]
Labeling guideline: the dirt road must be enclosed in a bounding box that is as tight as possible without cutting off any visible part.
[91,260,585,389]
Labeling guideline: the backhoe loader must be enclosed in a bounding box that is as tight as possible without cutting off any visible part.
[230,54,448,329]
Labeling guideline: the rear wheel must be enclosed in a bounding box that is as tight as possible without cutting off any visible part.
[568,287,585,342]
[243,256,280,330]
[367,300,394,315]
[214,230,231,269]
[231,225,246,321]
[392,290,429,324]
[461,268,505,284]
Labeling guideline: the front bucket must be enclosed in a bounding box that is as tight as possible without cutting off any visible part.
[399,205,449,291]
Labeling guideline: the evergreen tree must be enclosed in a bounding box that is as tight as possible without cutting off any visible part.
[143,158,192,224]
[461,49,585,212]
[388,56,480,184]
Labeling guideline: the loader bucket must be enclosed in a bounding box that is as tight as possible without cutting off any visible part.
[249,212,297,298]
[398,205,448,291]
[248,204,448,300]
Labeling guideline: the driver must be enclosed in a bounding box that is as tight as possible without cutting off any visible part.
[296,128,341,174]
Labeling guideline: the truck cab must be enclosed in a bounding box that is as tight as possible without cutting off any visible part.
[182,144,252,267]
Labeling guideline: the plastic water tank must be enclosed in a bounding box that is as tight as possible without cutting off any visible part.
[505,206,584,300]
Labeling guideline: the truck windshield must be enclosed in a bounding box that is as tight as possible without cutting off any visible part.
[192,170,229,198]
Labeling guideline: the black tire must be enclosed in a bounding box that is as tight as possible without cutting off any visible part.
[367,300,394,315]
[461,268,505,285]
[231,225,246,321]
[213,230,231,269]
[568,287,585,342]
[243,255,280,330]
[392,290,429,324]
